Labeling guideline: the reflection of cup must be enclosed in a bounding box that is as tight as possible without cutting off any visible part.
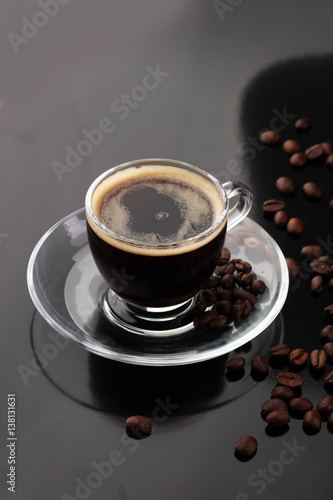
[86,159,252,308]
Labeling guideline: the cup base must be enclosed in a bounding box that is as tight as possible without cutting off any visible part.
[102,289,198,338]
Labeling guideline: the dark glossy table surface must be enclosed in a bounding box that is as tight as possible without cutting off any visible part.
[1,1,333,499]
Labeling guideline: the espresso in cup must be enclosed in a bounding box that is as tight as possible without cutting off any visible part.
[86,160,228,307]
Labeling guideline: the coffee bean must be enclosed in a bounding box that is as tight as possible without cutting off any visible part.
[249,280,266,295]
[219,262,235,275]
[262,199,286,213]
[126,415,152,439]
[242,300,253,319]
[305,144,325,160]
[269,344,291,359]
[326,155,333,168]
[192,299,207,314]
[216,300,232,316]
[276,372,303,388]
[310,259,332,275]
[329,198,333,209]
[286,257,299,278]
[310,275,323,295]
[266,410,290,427]
[282,140,301,155]
[321,142,333,155]
[234,260,252,273]
[274,210,289,227]
[317,395,333,419]
[303,181,323,200]
[234,436,258,460]
[320,325,333,344]
[237,272,253,287]
[244,236,263,249]
[226,356,246,372]
[193,310,218,330]
[271,386,294,402]
[232,299,245,319]
[216,289,233,301]
[251,356,269,376]
[300,245,324,259]
[276,176,296,195]
[232,290,257,305]
[217,247,231,266]
[200,289,217,306]
[310,349,327,370]
[329,278,333,290]
[303,410,322,434]
[323,342,333,361]
[210,315,228,331]
[260,130,281,145]
[261,398,288,418]
[288,397,313,416]
[287,218,304,236]
[295,117,312,131]
[221,274,236,289]
[203,275,221,288]
[290,152,307,167]
[289,348,308,367]
[325,304,333,316]
[325,371,333,385]
[319,255,333,265]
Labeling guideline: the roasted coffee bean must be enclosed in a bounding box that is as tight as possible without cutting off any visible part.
[210,315,228,331]
[262,199,286,213]
[329,277,333,290]
[286,257,299,278]
[221,273,236,289]
[301,245,325,259]
[326,155,333,168]
[290,152,307,167]
[310,349,327,370]
[274,210,289,227]
[319,255,333,265]
[249,280,266,295]
[192,299,207,314]
[234,261,252,273]
[232,299,245,319]
[325,304,333,316]
[288,398,313,415]
[310,259,332,275]
[303,181,323,200]
[226,356,246,372]
[242,300,253,319]
[310,275,323,295]
[324,371,333,385]
[219,262,235,275]
[317,395,333,419]
[203,275,221,288]
[276,372,303,388]
[276,176,296,195]
[233,290,257,305]
[234,436,258,459]
[287,217,304,236]
[295,117,312,131]
[216,289,233,301]
[328,412,333,430]
[260,130,281,145]
[261,398,288,418]
[216,300,232,316]
[289,348,308,367]
[321,142,333,155]
[200,289,217,306]
[323,342,333,361]
[266,410,290,427]
[305,144,325,160]
[217,247,231,266]
[270,344,291,359]
[126,415,152,439]
[303,410,322,434]
[329,198,333,209]
[251,356,269,376]
[193,310,218,330]
[320,325,333,344]
[237,272,253,287]
[282,140,301,155]
[271,386,294,402]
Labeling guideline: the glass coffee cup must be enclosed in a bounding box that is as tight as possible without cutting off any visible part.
[85,158,252,337]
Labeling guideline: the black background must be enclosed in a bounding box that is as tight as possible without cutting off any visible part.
[1,1,333,499]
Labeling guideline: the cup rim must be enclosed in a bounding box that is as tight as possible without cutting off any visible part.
[85,158,229,250]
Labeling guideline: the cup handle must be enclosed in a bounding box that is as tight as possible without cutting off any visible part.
[222,181,253,231]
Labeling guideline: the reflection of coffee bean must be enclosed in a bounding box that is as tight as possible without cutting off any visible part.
[260,130,281,144]
[234,436,258,460]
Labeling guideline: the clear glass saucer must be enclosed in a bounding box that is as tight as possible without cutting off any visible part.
[27,208,289,366]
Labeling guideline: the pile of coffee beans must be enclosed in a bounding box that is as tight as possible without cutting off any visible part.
[191,247,266,331]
